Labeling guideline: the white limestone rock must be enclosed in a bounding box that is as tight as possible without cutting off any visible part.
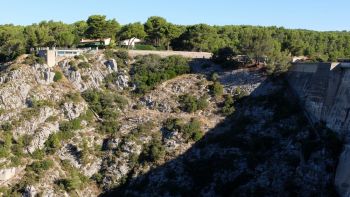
[0,167,17,182]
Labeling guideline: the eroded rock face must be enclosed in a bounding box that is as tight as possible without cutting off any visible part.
[82,159,102,177]
[33,64,55,85]
[27,123,59,154]
[14,107,56,137]
[0,83,31,110]
[62,102,87,120]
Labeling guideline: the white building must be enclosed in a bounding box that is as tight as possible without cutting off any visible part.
[37,47,92,67]
[80,38,111,47]
[120,37,142,48]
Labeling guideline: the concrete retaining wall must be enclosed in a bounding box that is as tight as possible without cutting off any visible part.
[287,62,350,132]
[128,50,212,59]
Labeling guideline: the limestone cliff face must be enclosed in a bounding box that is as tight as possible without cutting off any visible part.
[287,63,350,197]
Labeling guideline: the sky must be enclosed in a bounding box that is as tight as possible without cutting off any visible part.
[0,0,349,31]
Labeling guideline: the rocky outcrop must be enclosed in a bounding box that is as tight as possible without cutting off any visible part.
[23,185,38,197]
[0,167,18,182]
[61,102,87,120]
[33,64,55,85]
[104,59,118,72]
[14,107,56,137]
[0,83,31,110]
[115,71,129,90]
[27,123,59,154]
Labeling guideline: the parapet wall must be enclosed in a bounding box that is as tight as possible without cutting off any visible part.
[128,50,212,59]
[287,62,350,133]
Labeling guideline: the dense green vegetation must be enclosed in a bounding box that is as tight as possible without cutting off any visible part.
[81,89,128,134]
[131,54,190,94]
[2,15,350,67]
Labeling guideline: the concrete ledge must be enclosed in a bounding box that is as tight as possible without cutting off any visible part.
[289,63,319,73]
[128,50,212,59]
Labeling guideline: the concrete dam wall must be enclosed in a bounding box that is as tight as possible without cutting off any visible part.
[287,62,350,133]
[287,62,350,196]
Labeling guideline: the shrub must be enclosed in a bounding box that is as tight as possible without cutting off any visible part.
[59,119,82,132]
[24,54,37,65]
[104,49,115,60]
[37,57,45,65]
[0,108,4,116]
[210,82,224,98]
[182,118,203,142]
[60,176,82,191]
[24,160,54,183]
[27,160,53,175]
[104,49,129,65]
[179,94,208,113]
[210,72,219,82]
[78,62,91,69]
[81,75,90,82]
[64,92,81,103]
[24,54,45,65]
[56,160,88,192]
[179,94,198,113]
[0,132,12,158]
[74,55,85,60]
[53,71,63,82]
[99,120,120,134]
[135,44,157,50]
[45,133,61,154]
[31,149,46,160]
[115,49,129,60]
[140,138,165,163]
[1,122,13,131]
[233,87,248,100]
[27,98,54,109]
[221,95,235,116]
[163,118,203,142]
[91,173,103,184]
[197,96,209,111]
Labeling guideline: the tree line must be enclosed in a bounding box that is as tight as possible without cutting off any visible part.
[1,15,350,63]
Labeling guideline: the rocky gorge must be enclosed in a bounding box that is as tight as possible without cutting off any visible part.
[0,50,344,197]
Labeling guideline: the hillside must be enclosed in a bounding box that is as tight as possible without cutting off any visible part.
[0,51,342,196]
